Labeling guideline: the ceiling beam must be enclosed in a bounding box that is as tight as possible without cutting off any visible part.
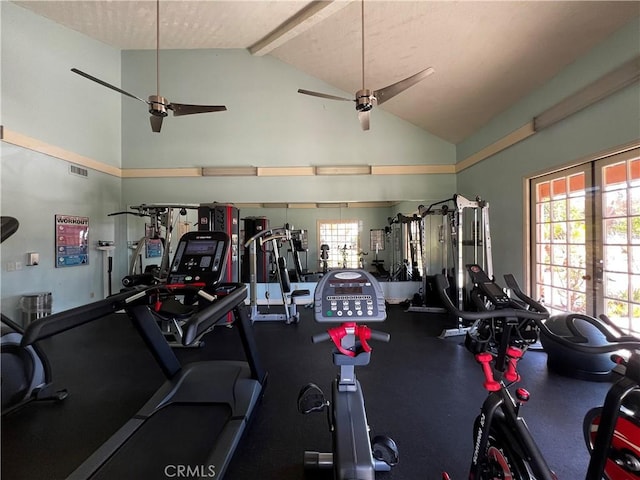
[248,0,352,56]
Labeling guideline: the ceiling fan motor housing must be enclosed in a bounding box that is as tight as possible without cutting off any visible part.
[355,89,373,112]
[148,95,169,117]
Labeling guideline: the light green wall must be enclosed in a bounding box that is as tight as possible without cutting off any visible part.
[456,17,640,284]
[1,144,123,318]
[120,49,454,171]
[1,2,122,166]
[118,48,456,208]
[1,2,123,318]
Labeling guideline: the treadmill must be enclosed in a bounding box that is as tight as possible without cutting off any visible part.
[21,231,266,480]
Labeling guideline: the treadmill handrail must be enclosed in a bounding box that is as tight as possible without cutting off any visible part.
[21,287,147,347]
[182,284,248,345]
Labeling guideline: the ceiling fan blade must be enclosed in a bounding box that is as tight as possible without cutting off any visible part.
[358,110,370,131]
[374,67,435,105]
[150,115,163,133]
[298,89,354,102]
[71,68,148,104]
[168,103,227,117]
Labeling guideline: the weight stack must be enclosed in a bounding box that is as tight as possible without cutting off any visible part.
[241,217,270,283]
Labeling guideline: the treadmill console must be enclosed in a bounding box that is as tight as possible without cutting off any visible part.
[167,231,230,286]
[314,270,386,323]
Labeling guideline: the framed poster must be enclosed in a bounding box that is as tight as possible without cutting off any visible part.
[145,223,163,258]
[146,238,163,258]
[55,215,89,267]
[370,229,385,252]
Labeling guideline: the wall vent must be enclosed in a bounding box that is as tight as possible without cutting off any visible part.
[69,165,89,178]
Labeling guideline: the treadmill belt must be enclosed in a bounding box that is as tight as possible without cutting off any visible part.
[91,403,232,480]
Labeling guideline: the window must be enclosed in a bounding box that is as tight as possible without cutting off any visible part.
[318,220,361,269]
[532,169,589,315]
[530,147,640,334]
[597,156,640,332]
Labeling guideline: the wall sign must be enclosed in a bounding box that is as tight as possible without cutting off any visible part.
[55,215,89,267]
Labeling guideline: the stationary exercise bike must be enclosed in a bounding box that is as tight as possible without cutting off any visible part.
[298,269,399,479]
[436,265,640,480]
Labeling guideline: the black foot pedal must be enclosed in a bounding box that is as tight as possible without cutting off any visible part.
[297,383,328,414]
[372,435,399,467]
[53,389,69,402]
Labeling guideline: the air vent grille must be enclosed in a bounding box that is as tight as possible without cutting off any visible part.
[69,165,88,178]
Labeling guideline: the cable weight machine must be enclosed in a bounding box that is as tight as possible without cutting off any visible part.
[244,226,311,324]
[443,194,493,337]
[407,195,493,338]
[110,204,198,286]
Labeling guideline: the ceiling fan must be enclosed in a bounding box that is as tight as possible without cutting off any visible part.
[298,0,434,131]
[71,0,226,133]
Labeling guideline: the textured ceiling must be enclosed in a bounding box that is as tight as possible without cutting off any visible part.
[12,0,640,143]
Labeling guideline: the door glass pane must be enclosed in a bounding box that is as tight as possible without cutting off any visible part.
[532,170,587,314]
[551,200,567,221]
[604,245,628,273]
[632,216,640,244]
[599,153,640,333]
[532,148,640,334]
[603,190,627,217]
[568,244,586,268]
[568,221,585,244]
[603,162,627,186]
[604,218,627,243]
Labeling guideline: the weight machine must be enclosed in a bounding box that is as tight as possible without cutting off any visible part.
[441,194,493,338]
[396,213,423,281]
[115,203,241,346]
[384,217,406,281]
[110,204,197,285]
[406,198,457,313]
[244,226,311,324]
[406,195,493,337]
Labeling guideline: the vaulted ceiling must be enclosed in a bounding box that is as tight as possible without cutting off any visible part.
[13,0,640,143]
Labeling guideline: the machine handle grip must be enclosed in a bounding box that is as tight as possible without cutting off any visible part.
[503,274,548,314]
[311,328,389,344]
[312,332,331,343]
[369,330,390,343]
[502,275,640,354]
[435,274,549,321]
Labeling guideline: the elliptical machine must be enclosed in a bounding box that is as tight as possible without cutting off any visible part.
[1,216,67,415]
[298,269,399,479]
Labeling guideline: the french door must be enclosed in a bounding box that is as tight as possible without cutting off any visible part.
[531,147,640,334]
